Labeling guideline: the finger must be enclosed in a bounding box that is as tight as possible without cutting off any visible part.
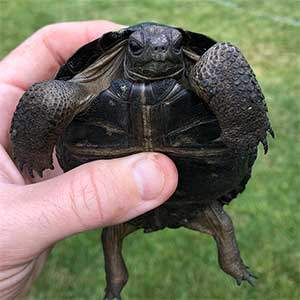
[0,20,123,149]
[0,144,24,184]
[2,153,178,257]
[0,20,123,90]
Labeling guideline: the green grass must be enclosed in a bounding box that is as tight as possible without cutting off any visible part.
[1,0,299,299]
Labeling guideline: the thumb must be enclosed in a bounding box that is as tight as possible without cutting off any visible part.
[6,153,178,254]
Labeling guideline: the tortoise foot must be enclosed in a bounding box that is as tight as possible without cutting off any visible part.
[220,257,257,286]
[103,291,122,300]
[103,280,125,300]
[235,268,257,287]
[184,200,258,286]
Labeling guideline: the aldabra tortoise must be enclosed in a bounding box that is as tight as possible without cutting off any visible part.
[10,22,274,299]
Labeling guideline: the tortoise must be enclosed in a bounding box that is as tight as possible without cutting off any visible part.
[10,22,274,299]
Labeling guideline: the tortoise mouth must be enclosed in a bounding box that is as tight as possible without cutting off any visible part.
[143,61,182,75]
[125,59,184,81]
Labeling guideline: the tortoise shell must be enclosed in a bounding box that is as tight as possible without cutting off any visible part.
[56,79,256,231]
[10,22,273,295]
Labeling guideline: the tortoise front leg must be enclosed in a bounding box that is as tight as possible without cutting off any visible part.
[184,201,256,286]
[101,223,137,300]
[10,80,94,177]
[189,42,274,153]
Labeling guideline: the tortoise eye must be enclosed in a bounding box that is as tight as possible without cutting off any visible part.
[129,40,144,55]
[173,37,182,53]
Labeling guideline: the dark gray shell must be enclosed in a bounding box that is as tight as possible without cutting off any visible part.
[55,22,216,81]
[56,79,257,231]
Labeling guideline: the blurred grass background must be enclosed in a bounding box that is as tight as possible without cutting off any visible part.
[0,0,299,299]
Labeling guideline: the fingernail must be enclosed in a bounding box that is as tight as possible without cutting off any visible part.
[133,158,165,200]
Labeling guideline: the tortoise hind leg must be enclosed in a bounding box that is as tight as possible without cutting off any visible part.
[101,223,137,300]
[184,200,257,286]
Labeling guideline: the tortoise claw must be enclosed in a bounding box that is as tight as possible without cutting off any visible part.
[245,272,257,287]
[235,268,257,287]
[268,126,275,138]
[28,166,34,178]
[249,272,258,279]
[103,293,122,300]
[12,149,54,178]
[14,157,50,178]
[37,169,44,178]
[236,278,242,286]
[261,138,269,154]
[259,125,274,154]
[17,160,25,173]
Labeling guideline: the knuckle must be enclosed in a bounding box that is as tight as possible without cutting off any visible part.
[68,163,116,227]
[35,23,66,66]
[68,160,135,227]
[37,24,57,39]
[87,162,133,223]
[86,164,110,206]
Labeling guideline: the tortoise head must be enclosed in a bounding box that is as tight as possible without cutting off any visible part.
[124,23,184,81]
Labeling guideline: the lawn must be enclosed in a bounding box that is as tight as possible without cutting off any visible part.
[0,0,299,299]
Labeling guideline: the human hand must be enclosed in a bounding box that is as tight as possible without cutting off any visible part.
[0,21,178,299]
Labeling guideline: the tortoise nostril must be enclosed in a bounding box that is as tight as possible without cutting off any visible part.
[154,45,167,52]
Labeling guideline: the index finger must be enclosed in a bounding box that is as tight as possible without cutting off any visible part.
[0,20,123,149]
[0,20,123,90]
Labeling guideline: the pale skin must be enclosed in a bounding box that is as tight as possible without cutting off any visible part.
[0,20,178,299]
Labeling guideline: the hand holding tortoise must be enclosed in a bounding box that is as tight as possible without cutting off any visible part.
[3,20,273,300]
[0,21,178,299]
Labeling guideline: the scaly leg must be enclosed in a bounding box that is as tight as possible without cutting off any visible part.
[101,223,137,300]
[189,42,274,153]
[10,80,94,177]
[184,200,256,286]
